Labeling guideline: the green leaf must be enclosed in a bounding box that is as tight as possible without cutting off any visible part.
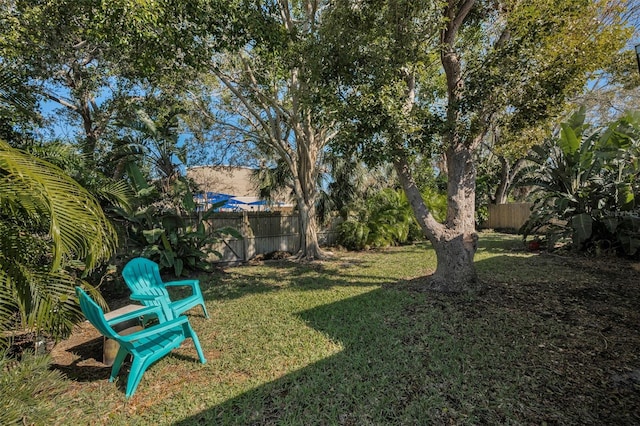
[571,213,592,245]
[126,162,149,192]
[160,232,173,251]
[566,106,586,135]
[142,228,164,244]
[616,183,635,210]
[559,123,580,155]
[174,258,184,277]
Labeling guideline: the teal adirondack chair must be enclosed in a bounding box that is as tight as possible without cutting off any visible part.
[75,287,206,398]
[122,257,210,321]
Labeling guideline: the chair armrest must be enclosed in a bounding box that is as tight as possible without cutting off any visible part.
[164,279,199,289]
[106,305,163,327]
[164,280,202,298]
[130,293,174,321]
[119,316,189,342]
[130,294,162,301]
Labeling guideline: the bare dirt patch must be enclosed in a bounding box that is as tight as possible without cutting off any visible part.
[49,295,132,380]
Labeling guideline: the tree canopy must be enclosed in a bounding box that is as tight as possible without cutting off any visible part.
[319,0,633,292]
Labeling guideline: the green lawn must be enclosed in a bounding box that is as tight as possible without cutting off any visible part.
[51,232,640,425]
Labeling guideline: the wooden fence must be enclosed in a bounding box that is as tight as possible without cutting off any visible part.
[194,204,530,263]
[198,212,340,263]
[482,203,533,231]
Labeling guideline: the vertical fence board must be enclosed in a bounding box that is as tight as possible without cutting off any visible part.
[484,203,533,231]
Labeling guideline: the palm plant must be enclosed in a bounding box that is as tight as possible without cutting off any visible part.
[0,140,118,344]
[0,349,70,424]
[116,108,187,192]
[0,68,117,345]
[337,188,418,250]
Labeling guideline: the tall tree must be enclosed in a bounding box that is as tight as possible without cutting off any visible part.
[0,0,244,160]
[323,0,631,292]
[198,0,336,259]
[482,2,640,206]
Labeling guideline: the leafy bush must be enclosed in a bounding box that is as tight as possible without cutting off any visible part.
[366,189,412,247]
[115,178,241,276]
[0,141,115,347]
[139,206,241,276]
[520,109,640,256]
[337,188,444,250]
[337,220,370,250]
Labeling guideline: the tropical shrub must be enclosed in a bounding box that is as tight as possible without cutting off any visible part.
[366,189,412,247]
[0,140,116,347]
[114,177,241,276]
[106,108,242,275]
[337,188,445,250]
[138,205,241,277]
[520,109,640,256]
[337,219,370,251]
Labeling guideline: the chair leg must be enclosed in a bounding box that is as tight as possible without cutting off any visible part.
[200,302,210,319]
[125,357,148,398]
[184,322,207,364]
[110,347,128,382]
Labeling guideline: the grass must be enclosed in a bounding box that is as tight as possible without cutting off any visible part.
[48,232,640,425]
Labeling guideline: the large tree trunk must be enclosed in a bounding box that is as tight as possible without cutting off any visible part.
[292,133,328,260]
[403,0,484,294]
[430,230,481,293]
[395,146,484,294]
[390,0,484,293]
[430,144,483,293]
[297,198,325,259]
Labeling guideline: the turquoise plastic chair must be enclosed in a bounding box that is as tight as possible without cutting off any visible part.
[122,257,210,321]
[75,287,206,398]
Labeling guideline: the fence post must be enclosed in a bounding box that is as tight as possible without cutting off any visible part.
[242,211,249,261]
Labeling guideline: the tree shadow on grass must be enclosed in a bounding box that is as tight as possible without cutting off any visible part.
[194,257,400,302]
[173,253,640,425]
[194,234,524,303]
[174,287,440,425]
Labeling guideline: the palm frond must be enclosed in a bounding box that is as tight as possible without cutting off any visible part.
[0,68,35,115]
[0,140,117,271]
[0,350,71,424]
[95,179,135,212]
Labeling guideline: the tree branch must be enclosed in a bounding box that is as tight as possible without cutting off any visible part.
[40,90,78,112]
[442,0,476,46]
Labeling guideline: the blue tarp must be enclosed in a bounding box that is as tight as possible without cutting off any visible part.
[195,192,268,211]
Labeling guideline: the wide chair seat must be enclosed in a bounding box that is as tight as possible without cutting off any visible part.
[130,329,185,356]
[76,287,206,398]
[122,257,210,321]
